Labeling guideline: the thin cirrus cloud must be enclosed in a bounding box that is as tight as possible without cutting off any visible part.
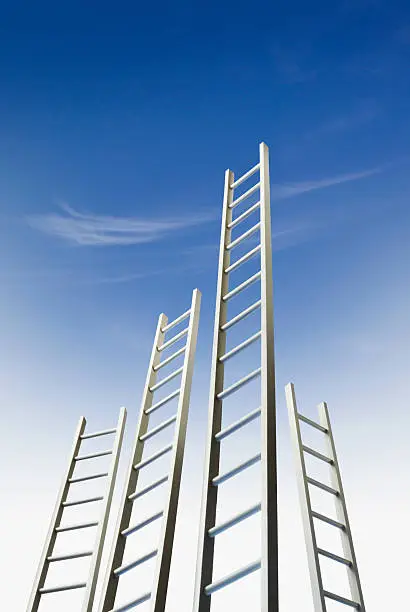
[27,203,216,246]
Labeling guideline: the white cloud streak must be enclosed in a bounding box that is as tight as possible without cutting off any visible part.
[28,203,215,246]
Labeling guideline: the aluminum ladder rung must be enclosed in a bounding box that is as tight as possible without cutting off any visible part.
[216,368,261,401]
[212,453,261,486]
[56,521,99,533]
[297,412,328,433]
[229,182,260,209]
[149,366,183,393]
[209,503,261,537]
[311,511,345,530]
[302,445,333,464]
[110,592,151,611]
[139,415,177,442]
[221,299,261,331]
[69,471,108,483]
[145,389,180,415]
[219,331,261,363]
[323,590,360,608]
[226,222,260,251]
[134,444,173,471]
[62,495,103,507]
[204,559,261,595]
[307,477,339,496]
[161,307,190,333]
[225,245,261,274]
[114,549,158,576]
[222,271,261,302]
[153,345,186,371]
[122,510,164,537]
[230,162,260,189]
[75,449,112,461]
[128,475,168,501]
[158,327,188,352]
[81,427,116,440]
[317,548,352,567]
[47,550,93,562]
[215,407,261,441]
[39,582,87,594]
[227,201,260,230]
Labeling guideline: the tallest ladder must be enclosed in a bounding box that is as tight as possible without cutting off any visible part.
[193,143,278,612]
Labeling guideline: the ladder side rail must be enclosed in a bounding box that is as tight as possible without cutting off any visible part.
[26,417,87,612]
[99,314,167,612]
[82,406,127,612]
[285,383,326,612]
[318,402,366,611]
[150,289,201,612]
[193,169,234,612]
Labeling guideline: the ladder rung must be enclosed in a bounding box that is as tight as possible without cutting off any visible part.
[39,582,87,594]
[81,427,116,440]
[311,511,345,530]
[114,549,157,576]
[227,201,260,230]
[204,559,261,595]
[307,477,339,496]
[229,182,260,209]
[140,415,177,442]
[149,366,183,392]
[323,591,360,608]
[110,592,151,611]
[217,368,261,401]
[221,300,261,331]
[317,548,352,567]
[122,511,164,537]
[219,331,261,363]
[161,308,190,333]
[56,521,99,533]
[226,222,260,251]
[213,453,261,486]
[225,245,261,274]
[302,445,333,464]
[158,327,188,352]
[215,407,261,441]
[69,472,108,483]
[209,503,261,537]
[222,271,261,302]
[230,162,260,189]
[153,345,186,371]
[47,550,93,562]
[62,495,103,507]
[298,412,328,433]
[128,475,168,501]
[145,389,180,415]
[75,450,112,461]
[134,444,173,471]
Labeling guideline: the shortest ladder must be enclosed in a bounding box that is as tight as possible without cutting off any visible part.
[27,407,127,612]
[285,383,365,611]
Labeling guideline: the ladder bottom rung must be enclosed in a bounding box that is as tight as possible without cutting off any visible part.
[324,590,360,608]
[39,582,87,594]
[110,592,151,611]
[205,559,261,595]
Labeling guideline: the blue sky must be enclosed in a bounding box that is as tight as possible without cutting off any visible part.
[1,1,410,610]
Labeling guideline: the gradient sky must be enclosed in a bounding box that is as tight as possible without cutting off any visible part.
[1,1,410,610]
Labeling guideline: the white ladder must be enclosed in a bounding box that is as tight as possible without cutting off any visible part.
[286,382,366,611]
[193,143,278,612]
[27,407,127,612]
[98,288,201,612]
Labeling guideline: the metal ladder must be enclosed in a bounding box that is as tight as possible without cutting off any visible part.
[193,143,278,612]
[98,288,201,612]
[27,407,127,612]
[285,382,366,611]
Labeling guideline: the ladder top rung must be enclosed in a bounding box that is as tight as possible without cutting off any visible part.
[114,549,158,576]
[39,582,87,594]
[161,307,190,333]
[204,559,261,595]
[80,427,116,440]
[298,412,328,433]
[230,162,260,189]
[323,590,360,608]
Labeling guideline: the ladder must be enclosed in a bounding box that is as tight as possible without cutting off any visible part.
[285,382,366,611]
[193,143,278,612]
[98,288,201,612]
[27,406,127,612]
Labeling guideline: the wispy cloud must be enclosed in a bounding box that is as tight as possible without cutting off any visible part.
[271,166,382,200]
[28,203,215,246]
